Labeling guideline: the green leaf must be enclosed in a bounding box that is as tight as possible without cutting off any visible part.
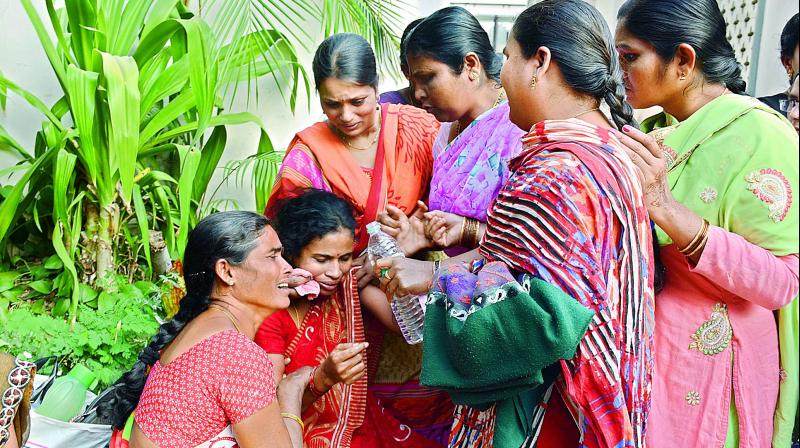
[100,52,141,206]
[97,291,117,314]
[0,124,33,161]
[132,184,152,272]
[142,0,181,40]
[79,283,99,304]
[138,89,194,146]
[107,1,150,56]
[20,0,67,84]
[52,298,70,317]
[44,255,64,270]
[64,64,99,183]
[0,74,64,130]
[179,18,215,141]
[53,148,77,231]
[53,223,81,320]
[0,271,20,294]
[253,129,279,213]
[64,0,99,71]
[139,56,189,118]
[193,126,227,202]
[0,145,59,245]
[143,112,264,149]
[29,280,53,294]
[176,146,201,258]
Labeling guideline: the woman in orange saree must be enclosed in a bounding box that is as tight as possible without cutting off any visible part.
[264,34,439,255]
[264,34,452,445]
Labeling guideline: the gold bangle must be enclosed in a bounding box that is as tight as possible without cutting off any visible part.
[685,223,711,259]
[466,218,480,248]
[281,412,305,432]
[458,216,468,246]
[679,219,709,255]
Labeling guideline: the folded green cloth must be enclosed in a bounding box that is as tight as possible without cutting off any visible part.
[421,261,594,445]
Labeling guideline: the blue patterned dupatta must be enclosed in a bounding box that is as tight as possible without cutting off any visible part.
[420,261,594,447]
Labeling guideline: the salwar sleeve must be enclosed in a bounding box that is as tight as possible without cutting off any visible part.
[690,226,799,309]
[420,265,593,408]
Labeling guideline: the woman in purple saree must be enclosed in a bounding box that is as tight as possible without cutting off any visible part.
[379,6,523,256]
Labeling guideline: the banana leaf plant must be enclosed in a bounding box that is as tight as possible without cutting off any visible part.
[0,0,404,321]
[0,0,307,320]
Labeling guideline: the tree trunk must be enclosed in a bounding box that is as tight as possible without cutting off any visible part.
[95,203,119,282]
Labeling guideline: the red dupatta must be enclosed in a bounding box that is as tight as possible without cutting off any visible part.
[280,271,443,448]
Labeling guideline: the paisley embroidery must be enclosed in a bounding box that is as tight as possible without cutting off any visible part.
[699,187,718,203]
[689,303,732,355]
[745,168,792,222]
[685,390,701,406]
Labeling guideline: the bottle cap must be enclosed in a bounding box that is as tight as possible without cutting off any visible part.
[366,222,382,235]
[66,364,97,389]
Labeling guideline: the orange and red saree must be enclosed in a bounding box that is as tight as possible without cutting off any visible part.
[265,103,439,253]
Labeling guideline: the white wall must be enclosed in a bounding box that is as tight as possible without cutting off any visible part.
[753,0,798,96]
[0,1,60,176]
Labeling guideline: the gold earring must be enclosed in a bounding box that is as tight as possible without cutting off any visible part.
[679,73,686,81]
[529,74,538,90]
[469,71,478,81]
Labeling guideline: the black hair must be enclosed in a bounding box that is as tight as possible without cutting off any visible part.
[312,33,379,90]
[272,189,356,264]
[618,0,747,94]
[781,13,799,62]
[512,0,636,129]
[400,18,425,68]
[98,211,270,429]
[404,6,502,82]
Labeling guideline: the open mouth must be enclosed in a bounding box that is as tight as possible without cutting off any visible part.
[277,282,290,290]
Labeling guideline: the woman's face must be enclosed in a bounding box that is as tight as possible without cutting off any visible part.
[229,226,293,312]
[407,54,470,122]
[500,37,537,131]
[318,78,379,137]
[294,228,354,297]
[615,24,674,109]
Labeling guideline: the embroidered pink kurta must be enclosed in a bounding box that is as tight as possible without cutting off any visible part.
[649,227,799,448]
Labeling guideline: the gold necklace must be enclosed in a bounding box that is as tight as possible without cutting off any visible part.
[334,109,381,151]
[570,107,600,120]
[208,303,242,333]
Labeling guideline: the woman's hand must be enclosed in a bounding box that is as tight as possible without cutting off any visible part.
[286,269,314,299]
[424,210,464,248]
[277,366,313,416]
[355,254,376,289]
[374,257,434,297]
[616,125,677,221]
[318,342,368,387]
[377,202,431,255]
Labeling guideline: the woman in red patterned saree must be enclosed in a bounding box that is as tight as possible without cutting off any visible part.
[257,189,443,447]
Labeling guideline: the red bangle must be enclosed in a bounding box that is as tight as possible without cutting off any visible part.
[308,366,326,397]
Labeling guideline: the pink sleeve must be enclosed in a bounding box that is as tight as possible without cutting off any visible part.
[215,334,277,424]
[691,226,799,310]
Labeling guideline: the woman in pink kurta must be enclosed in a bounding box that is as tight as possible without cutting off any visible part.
[615,0,800,446]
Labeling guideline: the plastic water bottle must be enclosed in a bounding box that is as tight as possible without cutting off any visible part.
[366,222,426,345]
[37,364,96,422]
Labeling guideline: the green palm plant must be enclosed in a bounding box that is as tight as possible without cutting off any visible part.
[0,0,403,321]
